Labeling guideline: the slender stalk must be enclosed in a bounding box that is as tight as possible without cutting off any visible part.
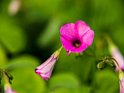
[109,57,122,72]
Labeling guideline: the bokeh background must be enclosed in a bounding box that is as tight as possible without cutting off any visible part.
[0,0,124,93]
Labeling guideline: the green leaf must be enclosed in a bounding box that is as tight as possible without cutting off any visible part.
[7,55,46,93]
[0,46,7,67]
[48,87,81,93]
[37,17,61,47]
[5,55,39,70]
[81,85,92,93]
[0,16,26,53]
[93,70,119,93]
[49,73,80,89]
[91,0,121,31]
[23,0,62,18]
[48,73,81,93]
[55,50,93,83]
[111,26,124,53]
[48,88,71,93]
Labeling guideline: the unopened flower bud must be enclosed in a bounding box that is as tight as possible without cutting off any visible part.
[35,47,62,80]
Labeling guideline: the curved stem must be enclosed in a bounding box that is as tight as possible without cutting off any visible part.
[109,57,122,72]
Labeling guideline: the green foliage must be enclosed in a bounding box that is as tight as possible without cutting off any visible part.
[0,0,124,93]
[97,62,106,70]
[49,73,80,89]
[37,18,61,47]
[0,46,7,67]
[81,85,92,93]
[0,16,26,53]
[48,73,80,93]
[93,70,119,93]
[55,50,94,83]
[7,55,46,93]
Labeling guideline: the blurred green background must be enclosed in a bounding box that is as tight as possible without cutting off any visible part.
[0,0,124,93]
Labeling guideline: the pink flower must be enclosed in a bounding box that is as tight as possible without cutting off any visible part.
[109,43,124,70]
[107,37,124,93]
[4,84,17,93]
[120,79,124,93]
[112,47,124,70]
[119,72,124,93]
[35,49,61,80]
[60,20,94,54]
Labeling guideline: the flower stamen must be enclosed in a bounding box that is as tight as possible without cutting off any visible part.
[72,40,81,48]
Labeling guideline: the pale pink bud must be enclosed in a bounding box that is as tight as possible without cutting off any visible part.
[35,49,61,80]
[4,84,17,93]
[119,72,124,93]
[8,0,21,15]
[110,45,124,70]
[120,80,124,93]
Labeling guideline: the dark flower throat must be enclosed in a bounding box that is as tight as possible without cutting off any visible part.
[72,39,81,48]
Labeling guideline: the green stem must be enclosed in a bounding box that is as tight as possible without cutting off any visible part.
[109,57,122,72]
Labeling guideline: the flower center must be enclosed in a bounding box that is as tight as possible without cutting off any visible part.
[72,39,81,48]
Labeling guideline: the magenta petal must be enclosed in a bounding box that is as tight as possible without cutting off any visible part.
[71,43,88,53]
[82,30,94,46]
[60,20,94,53]
[60,36,74,52]
[60,23,75,40]
[75,20,90,37]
